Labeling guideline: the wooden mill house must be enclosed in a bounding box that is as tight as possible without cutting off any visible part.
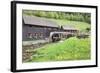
[22,15,78,41]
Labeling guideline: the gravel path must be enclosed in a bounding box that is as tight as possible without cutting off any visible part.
[22,39,49,46]
[22,39,50,62]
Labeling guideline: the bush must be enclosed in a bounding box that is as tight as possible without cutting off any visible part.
[23,10,91,24]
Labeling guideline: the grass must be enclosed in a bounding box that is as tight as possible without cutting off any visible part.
[29,16,90,31]
[27,37,91,62]
[23,14,90,31]
[49,19,90,31]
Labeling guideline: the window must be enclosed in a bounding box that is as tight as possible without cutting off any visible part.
[28,33,32,39]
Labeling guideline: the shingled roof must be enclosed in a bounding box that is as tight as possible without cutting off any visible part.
[63,25,78,30]
[23,15,59,28]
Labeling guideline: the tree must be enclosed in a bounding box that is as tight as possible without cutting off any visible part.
[23,10,91,24]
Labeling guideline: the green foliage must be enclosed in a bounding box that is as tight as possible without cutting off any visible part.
[27,37,91,62]
[23,10,91,24]
[23,10,91,31]
[49,18,90,31]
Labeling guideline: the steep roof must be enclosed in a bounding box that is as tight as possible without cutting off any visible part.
[62,25,78,30]
[23,15,59,28]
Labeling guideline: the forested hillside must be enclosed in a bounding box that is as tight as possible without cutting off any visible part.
[23,10,91,24]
